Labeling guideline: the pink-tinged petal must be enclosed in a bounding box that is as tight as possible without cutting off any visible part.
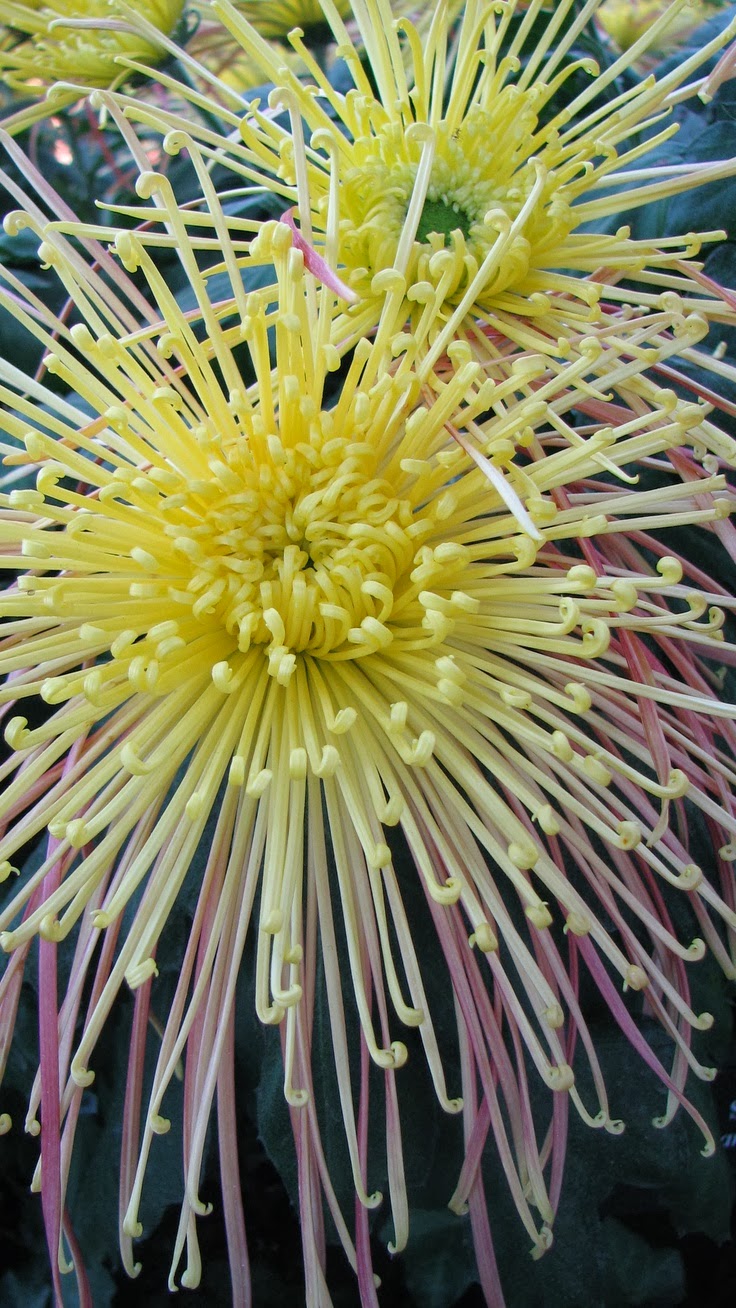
[655,360,736,422]
[618,628,672,839]
[38,858,66,1308]
[354,1038,381,1308]
[61,1214,92,1308]
[119,970,153,1279]
[0,948,29,1081]
[577,937,716,1150]
[292,1084,331,1308]
[456,1011,506,1307]
[280,209,359,304]
[36,739,93,1306]
[217,1009,251,1308]
[674,257,736,310]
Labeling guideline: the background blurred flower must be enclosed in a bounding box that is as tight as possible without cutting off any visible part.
[232,0,351,42]
[0,0,183,132]
[186,3,272,93]
[597,0,724,58]
[184,0,348,96]
[186,0,452,97]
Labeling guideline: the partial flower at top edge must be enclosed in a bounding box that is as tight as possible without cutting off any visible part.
[0,0,184,133]
[597,0,726,62]
[85,0,736,455]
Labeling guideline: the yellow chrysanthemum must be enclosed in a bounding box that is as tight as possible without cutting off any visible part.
[0,0,183,103]
[0,133,735,1303]
[98,0,736,464]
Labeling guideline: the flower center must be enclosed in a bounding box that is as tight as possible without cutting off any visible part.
[416,197,473,244]
[168,423,425,661]
[329,92,575,305]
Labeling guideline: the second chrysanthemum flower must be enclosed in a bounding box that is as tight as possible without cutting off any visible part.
[114,0,736,368]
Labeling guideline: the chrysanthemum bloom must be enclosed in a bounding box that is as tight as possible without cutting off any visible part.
[0,132,735,1305]
[0,0,183,132]
[106,0,736,411]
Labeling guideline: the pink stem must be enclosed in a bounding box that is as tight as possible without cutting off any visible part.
[39,862,66,1308]
[217,1006,251,1308]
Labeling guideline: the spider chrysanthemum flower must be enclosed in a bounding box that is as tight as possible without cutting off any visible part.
[105,0,736,402]
[0,138,736,1305]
